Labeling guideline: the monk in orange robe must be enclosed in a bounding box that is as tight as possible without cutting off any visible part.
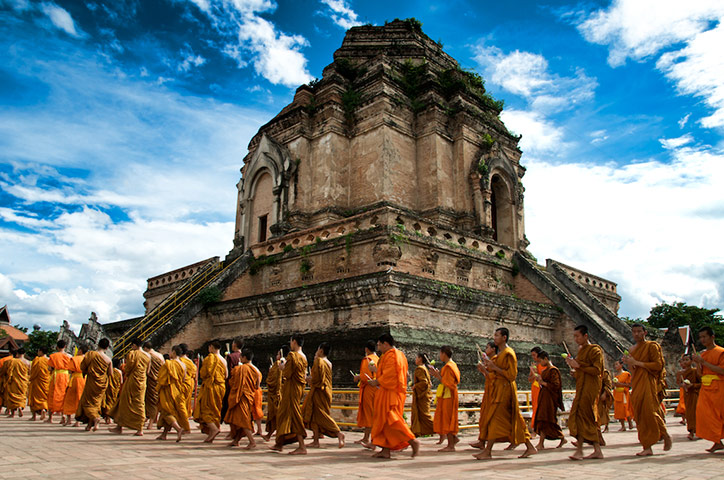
[475,327,537,460]
[622,323,672,456]
[250,361,264,436]
[143,342,165,430]
[76,339,112,431]
[679,353,701,440]
[411,352,434,437]
[353,340,379,446]
[156,345,190,442]
[471,341,498,450]
[532,351,566,449]
[429,345,460,451]
[302,342,345,448]
[270,334,308,455]
[29,346,50,421]
[612,360,634,430]
[367,333,420,459]
[45,340,72,423]
[193,340,227,443]
[225,348,258,448]
[263,345,288,441]
[0,353,11,412]
[566,324,604,460]
[528,346,543,432]
[109,337,151,435]
[179,344,197,425]
[3,348,30,417]
[63,344,88,427]
[692,326,724,452]
[102,358,123,424]
[598,369,614,433]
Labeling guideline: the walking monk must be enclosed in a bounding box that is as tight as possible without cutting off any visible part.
[250,359,264,436]
[156,345,189,443]
[475,327,537,460]
[302,342,345,449]
[411,353,434,438]
[675,356,687,425]
[3,348,30,417]
[270,334,308,455]
[109,337,150,436]
[29,346,50,421]
[528,346,543,431]
[366,333,420,459]
[353,340,378,446]
[142,342,165,430]
[532,351,566,449]
[62,343,88,427]
[612,360,634,431]
[598,368,614,434]
[45,340,72,424]
[102,359,123,424]
[691,326,724,452]
[680,353,701,440]
[471,341,497,450]
[193,340,227,443]
[76,338,112,431]
[623,323,672,456]
[429,345,460,452]
[263,344,288,441]
[226,347,258,449]
[178,344,197,426]
[565,324,604,460]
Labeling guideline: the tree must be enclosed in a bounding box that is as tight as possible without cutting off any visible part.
[24,328,58,359]
[647,302,724,342]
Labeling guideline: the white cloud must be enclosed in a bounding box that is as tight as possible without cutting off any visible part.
[659,134,693,150]
[178,53,206,72]
[524,143,724,319]
[500,109,566,155]
[187,0,313,87]
[41,3,81,37]
[473,45,597,113]
[319,0,362,30]
[590,129,609,144]
[678,113,691,129]
[576,0,724,128]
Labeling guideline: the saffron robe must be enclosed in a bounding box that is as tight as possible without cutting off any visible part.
[534,364,564,440]
[251,364,264,421]
[370,348,415,450]
[477,370,495,441]
[157,359,190,432]
[62,354,86,416]
[28,355,50,413]
[193,353,226,428]
[102,368,122,417]
[144,351,164,421]
[275,351,308,444]
[530,363,545,429]
[478,347,530,444]
[630,340,668,449]
[0,355,11,407]
[265,361,283,433]
[225,363,256,430]
[302,357,340,436]
[675,385,686,415]
[109,349,150,431]
[47,351,72,414]
[612,370,633,420]
[356,353,378,428]
[682,366,701,434]
[76,350,110,423]
[433,359,460,435]
[411,365,434,436]
[3,357,29,410]
[568,343,603,444]
[597,369,614,427]
[696,346,724,442]
[180,356,197,415]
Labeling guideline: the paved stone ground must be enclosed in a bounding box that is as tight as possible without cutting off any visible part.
[1,411,721,480]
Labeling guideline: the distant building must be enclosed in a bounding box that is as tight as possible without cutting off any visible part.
[0,305,28,357]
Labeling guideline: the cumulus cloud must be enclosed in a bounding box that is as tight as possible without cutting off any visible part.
[186,0,313,86]
[576,0,724,128]
[524,143,724,318]
[41,3,81,37]
[473,44,597,113]
[319,0,362,30]
[659,134,693,150]
[499,109,567,155]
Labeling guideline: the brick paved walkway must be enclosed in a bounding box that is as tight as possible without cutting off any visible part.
[0,411,720,479]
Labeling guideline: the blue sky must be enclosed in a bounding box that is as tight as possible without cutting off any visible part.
[1,0,723,331]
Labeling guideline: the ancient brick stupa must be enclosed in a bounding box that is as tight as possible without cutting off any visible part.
[102,20,630,386]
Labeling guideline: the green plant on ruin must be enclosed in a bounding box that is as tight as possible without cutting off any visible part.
[335,58,366,83]
[342,88,362,124]
[438,66,504,113]
[304,96,318,115]
[344,232,353,254]
[481,133,494,152]
[300,259,312,274]
[398,59,427,113]
[495,250,506,260]
[402,17,423,33]
[283,244,294,253]
[308,77,321,88]
[248,254,280,275]
[477,159,489,176]
[198,285,222,305]
[511,259,520,276]
[389,223,408,247]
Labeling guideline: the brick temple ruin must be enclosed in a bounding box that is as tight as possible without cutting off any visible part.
[98,20,633,386]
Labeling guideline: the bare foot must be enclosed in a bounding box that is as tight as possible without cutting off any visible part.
[519,446,537,458]
[307,441,320,448]
[134,430,144,437]
[584,451,604,459]
[569,453,584,461]
[438,446,455,452]
[354,439,366,444]
[636,448,653,456]
[556,438,568,449]
[473,451,492,460]
[44,419,53,424]
[18,410,23,418]
[410,438,420,458]
[435,436,444,445]
[110,426,122,435]
[372,450,390,459]
[156,434,167,440]
[338,432,345,449]
[663,434,672,451]
[289,447,307,455]
[243,443,257,450]
[262,434,272,442]
[706,442,724,453]
[536,442,544,450]
[228,441,240,447]
[469,441,484,449]
[361,441,376,450]
[268,444,283,452]
[687,433,695,441]
[504,443,517,450]
[618,427,626,432]
[176,430,183,443]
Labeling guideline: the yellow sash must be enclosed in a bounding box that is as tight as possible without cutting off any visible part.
[702,374,720,386]
[532,380,540,388]
[614,386,625,392]
[436,384,451,399]
[51,369,69,379]
[71,372,83,379]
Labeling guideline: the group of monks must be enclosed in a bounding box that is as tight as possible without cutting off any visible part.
[2,322,724,461]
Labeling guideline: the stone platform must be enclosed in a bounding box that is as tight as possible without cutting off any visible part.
[0,410,719,479]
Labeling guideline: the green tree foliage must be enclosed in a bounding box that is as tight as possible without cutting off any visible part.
[24,328,59,359]
[647,301,724,340]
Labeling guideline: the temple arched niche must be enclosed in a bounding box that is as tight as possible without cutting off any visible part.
[248,171,274,244]
[490,171,516,248]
